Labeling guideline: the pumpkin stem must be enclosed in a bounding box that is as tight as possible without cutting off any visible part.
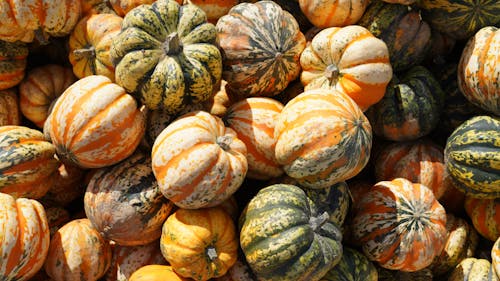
[206,246,218,261]
[216,135,232,151]
[163,32,182,55]
[309,211,330,231]
[324,64,340,86]
[73,46,96,59]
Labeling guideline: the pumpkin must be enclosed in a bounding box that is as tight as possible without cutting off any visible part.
[465,196,500,241]
[151,110,247,209]
[0,0,81,43]
[298,0,369,28]
[110,0,182,16]
[0,192,50,281]
[493,237,500,278]
[81,0,116,16]
[19,64,76,128]
[85,151,174,246]
[0,40,28,90]
[444,115,500,198]
[160,207,238,281]
[203,80,238,117]
[320,246,378,281]
[448,258,498,281]
[239,184,343,281]
[110,0,222,115]
[0,89,21,125]
[189,0,239,24]
[0,126,59,199]
[40,163,86,208]
[366,65,445,141]
[69,14,123,82]
[274,89,372,188]
[44,219,112,281]
[129,265,189,281]
[224,97,284,180]
[418,0,500,40]
[458,26,500,115]
[352,178,447,272]
[216,1,306,98]
[44,206,71,237]
[46,75,146,169]
[300,25,392,111]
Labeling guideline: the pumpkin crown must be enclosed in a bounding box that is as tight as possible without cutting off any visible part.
[163,32,183,55]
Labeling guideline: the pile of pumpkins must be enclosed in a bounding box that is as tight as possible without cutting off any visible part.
[0,0,499,280]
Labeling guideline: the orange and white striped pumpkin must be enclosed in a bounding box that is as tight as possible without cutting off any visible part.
[152,110,247,209]
[274,88,372,189]
[298,0,369,28]
[465,196,500,241]
[0,89,21,126]
[44,218,112,281]
[225,97,284,180]
[46,75,146,169]
[0,192,50,281]
[300,25,392,111]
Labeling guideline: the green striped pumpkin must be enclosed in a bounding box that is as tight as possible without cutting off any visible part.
[110,0,222,115]
[448,258,499,281]
[239,184,343,281]
[320,247,378,281]
[444,115,500,198]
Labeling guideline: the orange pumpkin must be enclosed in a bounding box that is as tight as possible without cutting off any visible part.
[298,0,369,28]
[0,192,50,281]
[152,110,247,209]
[0,40,28,90]
[0,89,21,125]
[19,64,76,128]
[129,265,189,281]
[465,196,500,241]
[189,0,240,24]
[46,75,146,168]
[160,207,238,281]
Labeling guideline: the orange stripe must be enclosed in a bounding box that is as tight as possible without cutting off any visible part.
[339,74,386,111]
[6,201,24,275]
[229,116,274,139]
[320,1,339,27]
[2,155,53,175]
[235,132,278,168]
[229,99,283,114]
[476,32,495,98]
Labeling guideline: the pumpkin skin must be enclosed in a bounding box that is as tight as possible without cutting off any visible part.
[493,237,500,278]
[46,75,146,169]
[458,26,500,115]
[129,265,189,281]
[110,0,182,16]
[298,0,369,28]
[320,246,378,281]
[224,97,284,180]
[189,0,239,24]
[44,218,112,281]
[0,126,59,199]
[0,40,28,90]
[84,152,174,246]
[216,1,306,98]
[152,110,248,209]
[81,0,116,16]
[274,89,372,189]
[0,193,50,281]
[239,184,343,281]
[418,0,500,40]
[110,0,222,115]
[352,178,447,272]
[160,207,238,281]
[448,258,499,281]
[0,89,21,126]
[19,64,76,128]
[465,197,500,241]
[300,25,392,111]
[366,65,445,141]
[444,115,500,198]
[69,14,123,82]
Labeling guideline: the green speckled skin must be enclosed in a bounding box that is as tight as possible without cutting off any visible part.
[321,247,378,281]
[303,182,350,227]
[239,184,343,281]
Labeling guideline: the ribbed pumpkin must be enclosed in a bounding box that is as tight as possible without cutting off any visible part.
[46,75,146,169]
[110,0,222,115]
[224,97,284,180]
[458,26,499,115]
[300,25,392,111]
[0,192,50,281]
[0,89,20,126]
[216,1,306,98]
[129,265,189,281]
[352,178,447,272]
[160,207,238,281]
[274,89,372,189]
[44,218,112,281]
[239,184,343,281]
[19,64,76,128]
[0,0,81,43]
[493,237,500,278]
[151,110,247,209]
[366,65,445,141]
[0,40,28,90]
[320,246,378,281]
[418,0,500,40]
[448,258,499,281]
[444,115,500,198]
[465,196,500,241]
[69,13,123,82]
[85,152,174,246]
[298,0,369,28]
[0,126,59,199]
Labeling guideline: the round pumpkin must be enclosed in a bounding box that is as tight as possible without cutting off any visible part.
[274,88,372,188]
[0,89,21,126]
[0,192,50,281]
[46,75,146,169]
[493,237,500,278]
[352,178,447,272]
[465,196,500,241]
[0,40,28,90]
[110,0,222,114]
[216,1,306,98]
[300,25,392,111]
[129,265,189,281]
[448,258,498,281]
[152,110,247,209]
[19,64,76,128]
[85,151,174,246]
[160,207,238,281]
[298,0,369,28]
[320,246,378,281]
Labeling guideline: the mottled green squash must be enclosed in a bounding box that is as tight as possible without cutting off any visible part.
[320,247,378,281]
[303,182,350,227]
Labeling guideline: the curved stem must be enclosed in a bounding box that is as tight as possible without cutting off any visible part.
[206,246,218,261]
[72,46,96,59]
[163,32,182,55]
[309,211,330,232]
[324,64,340,86]
[216,135,232,151]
